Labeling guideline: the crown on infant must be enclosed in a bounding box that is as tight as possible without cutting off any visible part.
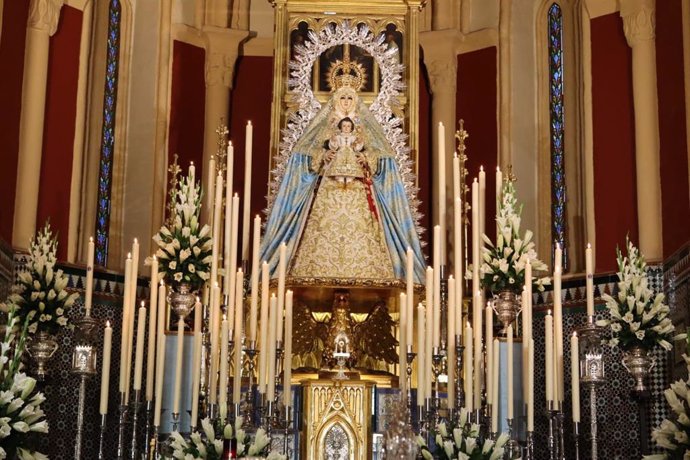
[328,54,366,92]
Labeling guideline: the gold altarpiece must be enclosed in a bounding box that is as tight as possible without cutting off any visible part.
[267,1,426,457]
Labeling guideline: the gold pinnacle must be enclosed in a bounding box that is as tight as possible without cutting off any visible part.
[505,164,517,183]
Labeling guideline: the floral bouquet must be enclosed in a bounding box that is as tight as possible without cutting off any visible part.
[153,170,212,290]
[596,237,675,351]
[418,409,509,460]
[3,222,78,335]
[643,342,690,460]
[0,306,50,459]
[468,181,550,293]
[168,416,286,459]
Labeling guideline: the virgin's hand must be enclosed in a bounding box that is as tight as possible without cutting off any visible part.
[356,154,367,166]
[326,151,336,163]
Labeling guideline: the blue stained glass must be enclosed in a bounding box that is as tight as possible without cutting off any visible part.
[95,0,122,266]
[548,2,568,269]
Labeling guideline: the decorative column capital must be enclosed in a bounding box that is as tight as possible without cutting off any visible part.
[28,0,64,36]
[202,27,249,89]
[425,58,457,95]
[619,0,655,46]
[420,29,461,96]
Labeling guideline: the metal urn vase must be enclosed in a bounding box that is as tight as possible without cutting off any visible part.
[167,282,198,320]
[27,330,59,381]
[491,290,520,335]
[622,346,655,392]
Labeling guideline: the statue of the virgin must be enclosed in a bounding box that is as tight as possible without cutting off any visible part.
[260,61,426,285]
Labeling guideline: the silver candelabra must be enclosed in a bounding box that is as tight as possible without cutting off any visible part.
[71,314,99,460]
[578,316,606,460]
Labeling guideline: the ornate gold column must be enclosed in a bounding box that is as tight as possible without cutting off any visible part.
[619,0,663,261]
[13,0,64,249]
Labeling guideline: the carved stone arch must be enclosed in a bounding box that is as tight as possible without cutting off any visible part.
[535,0,586,273]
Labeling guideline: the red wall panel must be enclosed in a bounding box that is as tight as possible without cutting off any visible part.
[456,46,498,251]
[656,0,690,258]
[168,41,205,173]
[0,1,31,243]
[36,6,82,260]
[591,13,637,271]
[228,55,274,255]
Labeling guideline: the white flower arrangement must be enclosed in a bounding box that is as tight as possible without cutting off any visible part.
[467,181,550,293]
[418,409,509,460]
[153,171,212,290]
[168,416,286,459]
[2,222,78,335]
[596,237,676,351]
[643,350,690,460]
[0,306,50,460]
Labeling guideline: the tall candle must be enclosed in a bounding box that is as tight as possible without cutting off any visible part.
[209,284,221,404]
[277,243,287,342]
[153,283,167,427]
[125,240,139,401]
[249,215,261,342]
[85,237,95,316]
[133,303,147,390]
[224,143,235,277]
[283,290,293,408]
[99,321,112,415]
[211,172,224,286]
[432,226,441,348]
[145,256,159,401]
[219,316,229,405]
[471,179,480,299]
[416,303,425,407]
[491,338,499,433]
[406,248,414,346]
[525,260,532,341]
[190,298,202,428]
[473,290,483,410]
[495,166,503,208]
[258,262,270,393]
[153,331,166,427]
[447,276,456,408]
[554,264,564,404]
[507,324,514,419]
[189,161,195,183]
[267,295,278,401]
[242,121,253,261]
[399,292,407,388]
[453,196,463,335]
[586,243,594,317]
[571,333,580,422]
[425,268,433,399]
[233,270,244,405]
[173,318,184,414]
[485,305,493,406]
[438,122,447,263]
[545,311,554,403]
[521,287,530,404]
[464,323,473,412]
[528,338,535,431]
[118,255,132,395]
[478,167,486,245]
[206,156,216,226]
[225,194,240,304]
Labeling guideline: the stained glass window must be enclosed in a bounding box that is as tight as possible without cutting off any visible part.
[548,3,567,269]
[95,0,122,266]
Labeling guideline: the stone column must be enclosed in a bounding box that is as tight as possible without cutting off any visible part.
[620,0,663,261]
[201,27,247,174]
[13,0,64,249]
[421,31,460,230]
